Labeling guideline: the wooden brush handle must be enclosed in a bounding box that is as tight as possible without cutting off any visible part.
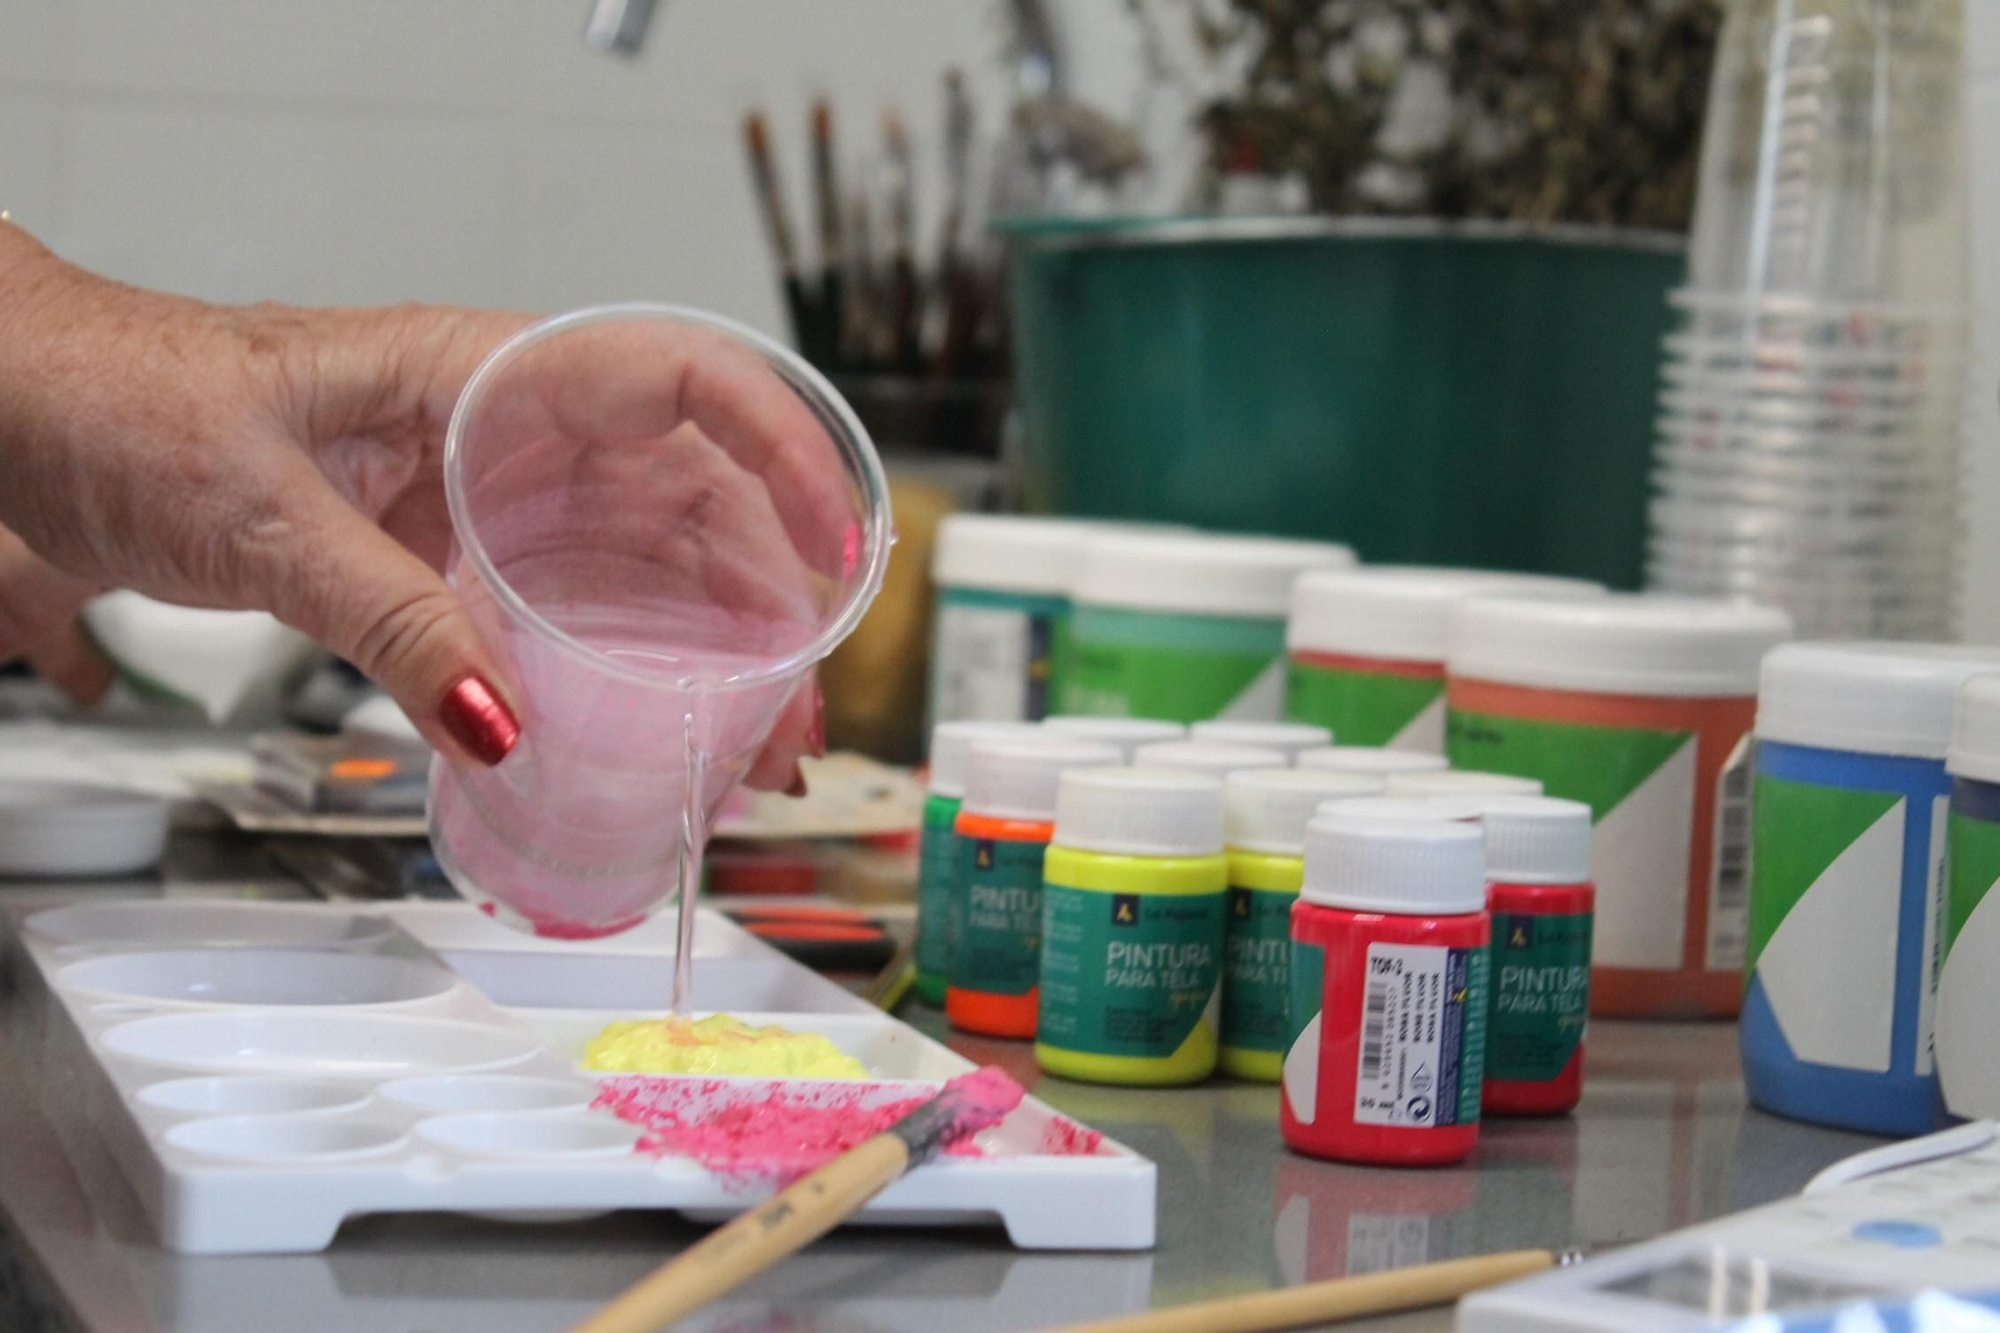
[569,1134,911,1333]
[1040,1250,1556,1333]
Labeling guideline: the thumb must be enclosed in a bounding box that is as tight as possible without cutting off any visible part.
[0,523,97,663]
[260,491,520,768]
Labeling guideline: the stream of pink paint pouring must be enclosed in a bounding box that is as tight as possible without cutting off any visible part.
[593,1067,1095,1182]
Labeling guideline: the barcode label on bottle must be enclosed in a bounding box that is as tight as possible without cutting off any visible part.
[1359,986,1389,1081]
[1706,735,1753,972]
[1352,942,1484,1129]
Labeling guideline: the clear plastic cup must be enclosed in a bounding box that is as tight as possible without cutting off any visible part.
[427,305,891,939]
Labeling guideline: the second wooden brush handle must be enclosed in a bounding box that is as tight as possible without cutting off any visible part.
[569,1134,911,1333]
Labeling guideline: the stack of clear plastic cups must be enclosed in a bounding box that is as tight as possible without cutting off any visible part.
[1646,0,1969,639]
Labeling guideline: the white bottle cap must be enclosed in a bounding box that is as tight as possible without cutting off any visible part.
[930,515,1099,597]
[1301,808,1487,915]
[928,721,1047,798]
[1950,673,2000,784]
[1054,767,1225,857]
[1224,769,1385,856]
[961,738,1121,822]
[1472,795,1593,884]
[1759,642,2000,761]
[1316,794,1479,824]
[1042,716,1187,760]
[1384,769,1544,799]
[1288,566,1604,662]
[1191,720,1334,759]
[1296,746,1450,777]
[1073,532,1355,619]
[1132,740,1288,783]
[1450,593,1792,698]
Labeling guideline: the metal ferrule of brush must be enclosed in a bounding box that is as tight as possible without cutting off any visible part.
[885,1093,963,1167]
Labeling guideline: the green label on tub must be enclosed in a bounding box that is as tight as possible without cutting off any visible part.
[1221,885,1296,1054]
[951,838,1046,996]
[1749,776,1900,972]
[1065,607,1286,722]
[1039,883,1226,1057]
[1286,660,1445,749]
[1948,812,2000,957]
[1488,910,1592,1082]
[1448,709,1693,971]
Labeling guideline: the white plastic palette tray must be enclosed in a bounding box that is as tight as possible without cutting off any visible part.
[6,899,1155,1255]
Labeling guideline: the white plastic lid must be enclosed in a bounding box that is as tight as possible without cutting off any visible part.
[1315,794,1477,824]
[1384,769,1545,799]
[1191,721,1333,758]
[1042,716,1187,760]
[1296,746,1450,777]
[1301,807,1487,915]
[1288,566,1604,662]
[1450,593,1793,697]
[1072,532,1355,619]
[1132,740,1288,782]
[1224,769,1386,856]
[928,720,1047,797]
[1758,642,2000,760]
[1949,673,2000,784]
[1473,795,1593,884]
[1054,767,1225,857]
[930,515,1099,596]
[961,738,1121,821]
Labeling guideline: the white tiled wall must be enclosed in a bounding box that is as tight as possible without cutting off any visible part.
[0,0,1004,337]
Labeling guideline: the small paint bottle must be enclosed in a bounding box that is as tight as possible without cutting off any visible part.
[947,737,1120,1038]
[1296,746,1448,779]
[1282,809,1490,1166]
[1042,715,1187,760]
[1473,795,1594,1117]
[1037,767,1230,1085]
[1218,769,1386,1082]
[1384,770,1544,799]
[1132,740,1287,784]
[1191,720,1333,763]
[917,721,1044,1007]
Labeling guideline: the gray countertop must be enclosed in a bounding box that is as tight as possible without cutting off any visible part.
[0,860,1883,1333]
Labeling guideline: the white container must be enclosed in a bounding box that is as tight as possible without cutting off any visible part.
[927,515,1098,733]
[1066,533,1353,723]
[1749,642,2000,1136]
[1446,593,1792,1019]
[0,781,169,878]
[1937,672,2000,1120]
[1285,567,1602,752]
[14,901,1158,1255]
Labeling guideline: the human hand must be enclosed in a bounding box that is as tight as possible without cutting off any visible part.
[0,224,833,788]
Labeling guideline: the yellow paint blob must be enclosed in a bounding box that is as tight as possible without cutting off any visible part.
[581,1013,869,1080]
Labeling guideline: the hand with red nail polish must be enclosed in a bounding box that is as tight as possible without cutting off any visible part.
[0,220,842,785]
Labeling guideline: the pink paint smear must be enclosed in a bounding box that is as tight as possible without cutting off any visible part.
[592,1069,1099,1184]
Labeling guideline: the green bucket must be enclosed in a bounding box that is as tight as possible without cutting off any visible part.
[1005,218,1682,590]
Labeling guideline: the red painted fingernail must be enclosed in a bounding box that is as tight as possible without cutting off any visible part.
[440,674,520,766]
[808,687,827,758]
[786,766,809,799]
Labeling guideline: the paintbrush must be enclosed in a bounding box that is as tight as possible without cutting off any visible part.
[741,110,818,359]
[1036,1250,1581,1333]
[930,68,978,382]
[810,98,845,372]
[570,1067,1025,1333]
[881,108,920,372]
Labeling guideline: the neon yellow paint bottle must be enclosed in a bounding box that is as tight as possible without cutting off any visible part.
[1218,768,1386,1081]
[1036,767,1229,1086]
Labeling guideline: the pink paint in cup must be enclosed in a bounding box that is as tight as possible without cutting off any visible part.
[429,306,891,952]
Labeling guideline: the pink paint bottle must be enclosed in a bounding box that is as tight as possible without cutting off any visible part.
[1282,809,1490,1167]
